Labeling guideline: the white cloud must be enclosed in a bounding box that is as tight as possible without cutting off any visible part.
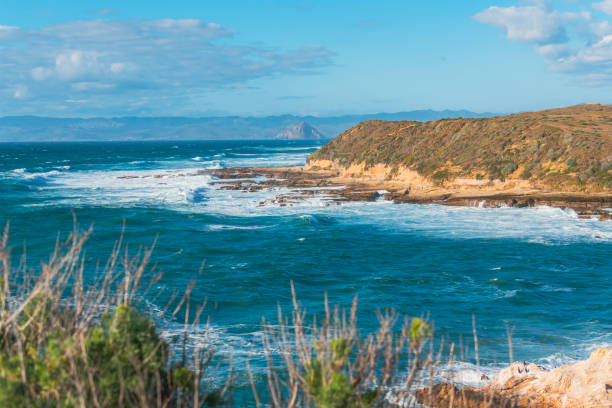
[55,51,104,80]
[71,82,115,91]
[31,67,53,81]
[590,20,612,37]
[0,25,20,39]
[593,0,612,16]
[473,5,583,44]
[110,62,126,73]
[475,2,612,84]
[0,18,334,115]
[13,85,29,99]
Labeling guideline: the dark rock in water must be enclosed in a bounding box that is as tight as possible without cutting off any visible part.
[275,121,325,140]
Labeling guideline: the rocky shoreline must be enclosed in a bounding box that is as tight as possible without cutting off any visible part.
[203,166,612,220]
[414,348,612,408]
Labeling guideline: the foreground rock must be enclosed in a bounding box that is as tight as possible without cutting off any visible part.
[415,348,612,407]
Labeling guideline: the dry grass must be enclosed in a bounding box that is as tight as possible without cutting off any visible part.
[252,282,444,407]
[0,221,230,407]
[0,222,515,407]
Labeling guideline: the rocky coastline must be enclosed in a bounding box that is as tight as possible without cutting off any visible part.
[203,165,612,220]
[414,348,612,408]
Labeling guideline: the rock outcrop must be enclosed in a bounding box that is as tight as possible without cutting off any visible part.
[276,121,325,140]
[415,348,612,407]
[308,104,612,192]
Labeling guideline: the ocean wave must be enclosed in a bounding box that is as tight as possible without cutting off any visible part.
[540,285,574,293]
[295,214,338,226]
[184,187,208,203]
[35,172,612,243]
[156,320,608,390]
[6,152,612,245]
[207,224,270,231]
[534,333,612,369]
[259,146,321,152]
[4,168,65,186]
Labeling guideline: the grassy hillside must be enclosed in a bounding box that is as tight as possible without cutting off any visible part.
[308,104,612,190]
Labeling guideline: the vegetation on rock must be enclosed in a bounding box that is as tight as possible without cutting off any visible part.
[309,104,612,190]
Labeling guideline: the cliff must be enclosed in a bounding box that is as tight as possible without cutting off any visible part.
[307,104,612,192]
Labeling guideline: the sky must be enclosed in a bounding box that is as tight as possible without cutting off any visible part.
[1,0,612,117]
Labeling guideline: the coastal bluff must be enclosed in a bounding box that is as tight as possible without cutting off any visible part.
[415,348,612,408]
[202,104,612,218]
[307,104,612,193]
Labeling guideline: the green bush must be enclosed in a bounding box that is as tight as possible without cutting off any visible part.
[0,226,226,408]
[0,303,201,407]
[431,169,451,184]
[501,162,518,177]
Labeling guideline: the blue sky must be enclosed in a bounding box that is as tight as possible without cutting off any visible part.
[1,0,612,117]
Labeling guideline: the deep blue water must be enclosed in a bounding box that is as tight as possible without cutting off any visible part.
[1,140,611,386]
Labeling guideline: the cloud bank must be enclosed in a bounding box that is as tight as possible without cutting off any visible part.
[474,1,612,85]
[0,19,334,115]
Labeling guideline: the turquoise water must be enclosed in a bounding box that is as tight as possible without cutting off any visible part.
[1,140,612,386]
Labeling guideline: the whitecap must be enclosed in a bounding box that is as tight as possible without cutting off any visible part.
[540,285,573,293]
[207,224,269,231]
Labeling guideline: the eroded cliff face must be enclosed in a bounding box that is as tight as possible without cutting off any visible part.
[306,159,535,193]
[308,104,612,192]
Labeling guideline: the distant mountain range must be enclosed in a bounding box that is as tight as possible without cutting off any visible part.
[0,110,497,142]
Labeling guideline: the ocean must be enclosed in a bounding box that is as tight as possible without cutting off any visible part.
[1,140,611,390]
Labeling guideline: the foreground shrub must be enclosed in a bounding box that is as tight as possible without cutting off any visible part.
[255,286,436,408]
[0,224,228,407]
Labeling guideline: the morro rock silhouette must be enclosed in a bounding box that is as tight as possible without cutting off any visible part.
[275,121,325,140]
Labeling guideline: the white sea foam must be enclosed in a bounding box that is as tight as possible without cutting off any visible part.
[4,169,64,186]
[22,165,612,243]
[6,148,612,244]
[207,224,270,231]
[155,314,612,388]
[259,146,321,152]
[436,360,504,388]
